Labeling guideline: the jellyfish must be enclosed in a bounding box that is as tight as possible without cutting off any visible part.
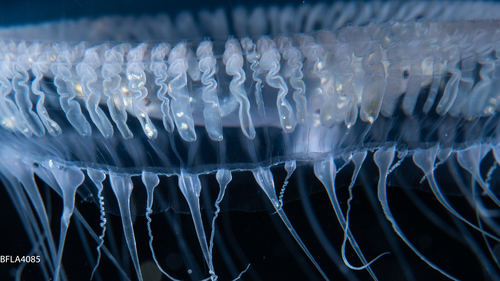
[1,1,500,281]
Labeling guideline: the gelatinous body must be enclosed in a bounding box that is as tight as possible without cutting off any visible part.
[1,1,500,281]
